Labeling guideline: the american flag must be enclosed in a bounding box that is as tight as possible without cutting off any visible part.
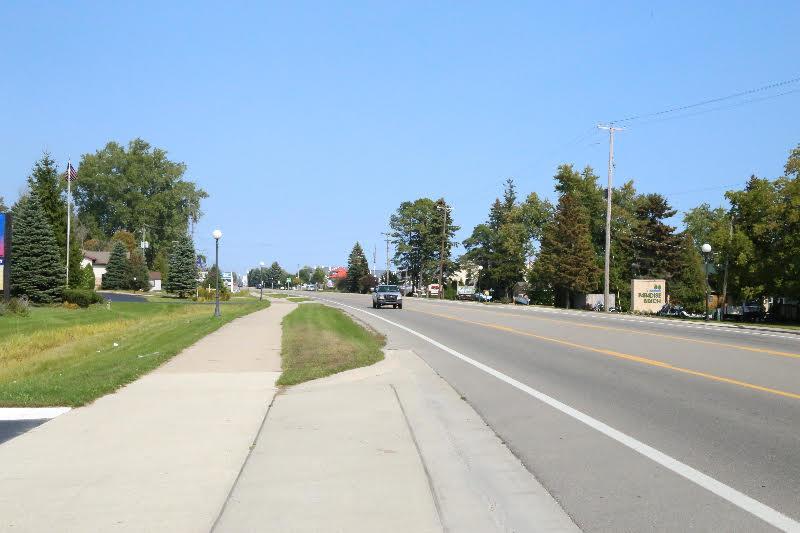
[64,162,78,181]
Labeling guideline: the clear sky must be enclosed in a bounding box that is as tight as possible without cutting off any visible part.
[2,1,798,275]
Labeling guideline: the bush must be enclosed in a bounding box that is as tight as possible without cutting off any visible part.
[192,286,230,302]
[63,289,104,308]
[0,297,30,317]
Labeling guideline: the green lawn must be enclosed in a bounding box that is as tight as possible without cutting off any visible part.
[277,303,385,386]
[265,293,289,298]
[0,299,269,407]
[287,297,311,302]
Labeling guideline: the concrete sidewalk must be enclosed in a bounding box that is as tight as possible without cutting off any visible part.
[0,303,291,533]
[215,346,578,532]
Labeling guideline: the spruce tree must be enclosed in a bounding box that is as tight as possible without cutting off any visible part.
[10,193,65,303]
[129,250,151,291]
[164,236,197,297]
[26,154,83,287]
[533,193,600,308]
[102,241,131,290]
[346,242,369,293]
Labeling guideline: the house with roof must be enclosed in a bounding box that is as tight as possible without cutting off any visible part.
[81,250,114,289]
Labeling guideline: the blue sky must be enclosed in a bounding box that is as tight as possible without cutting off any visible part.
[1,1,798,275]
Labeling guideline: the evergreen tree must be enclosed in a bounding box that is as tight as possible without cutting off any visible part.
[0,196,7,213]
[26,153,83,287]
[102,241,131,290]
[164,236,197,297]
[346,242,370,293]
[632,194,681,280]
[10,193,65,302]
[532,193,600,308]
[669,232,707,312]
[129,250,151,291]
[80,262,96,290]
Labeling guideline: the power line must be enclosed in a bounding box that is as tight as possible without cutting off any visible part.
[608,75,800,124]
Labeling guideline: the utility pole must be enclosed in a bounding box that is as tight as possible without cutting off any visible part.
[380,232,390,284]
[720,215,733,321]
[436,202,451,300]
[597,125,624,312]
[373,244,377,277]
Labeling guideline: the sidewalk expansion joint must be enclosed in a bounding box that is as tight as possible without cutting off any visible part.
[390,383,447,533]
[210,391,280,532]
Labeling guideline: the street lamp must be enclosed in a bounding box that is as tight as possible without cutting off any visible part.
[701,242,712,321]
[259,261,265,301]
[213,229,223,317]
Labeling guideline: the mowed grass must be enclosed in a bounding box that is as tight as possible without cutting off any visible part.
[287,297,311,302]
[278,303,385,386]
[0,300,269,407]
[266,293,289,298]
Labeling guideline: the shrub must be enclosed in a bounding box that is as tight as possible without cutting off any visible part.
[192,286,231,302]
[63,288,104,308]
[0,297,30,317]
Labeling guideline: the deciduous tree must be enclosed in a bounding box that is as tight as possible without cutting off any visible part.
[74,139,207,268]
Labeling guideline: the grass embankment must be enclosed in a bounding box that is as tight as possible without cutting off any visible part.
[265,293,289,298]
[0,299,269,406]
[287,297,311,302]
[278,303,385,386]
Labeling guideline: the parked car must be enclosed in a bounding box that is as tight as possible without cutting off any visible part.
[427,284,441,297]
[474,291,492,302]
[372,285,403,309]
[657,304,694,318]
[514,294,530,305]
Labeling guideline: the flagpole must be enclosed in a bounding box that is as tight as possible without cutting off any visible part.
[66,159,71,286]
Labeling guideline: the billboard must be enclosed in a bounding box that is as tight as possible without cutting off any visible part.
[631,279,665,313]
[0,213,9,298]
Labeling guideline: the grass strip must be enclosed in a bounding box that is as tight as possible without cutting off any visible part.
[265,293,289,298]
[0,300,269,406]
[287,297,310,302]
[277,303,385,386]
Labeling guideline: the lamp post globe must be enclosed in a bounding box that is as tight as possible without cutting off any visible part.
[212,229,222,317]
[701,243,712,320]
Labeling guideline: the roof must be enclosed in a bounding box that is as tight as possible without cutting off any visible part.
[82,250,112,265]
[83,249,131,265]
[149,271,162,281]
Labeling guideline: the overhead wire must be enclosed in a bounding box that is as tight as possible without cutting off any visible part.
[608,75,800,125]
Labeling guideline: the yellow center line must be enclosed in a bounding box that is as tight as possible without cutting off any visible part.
[413,309,800,401]
[424,303,800,360]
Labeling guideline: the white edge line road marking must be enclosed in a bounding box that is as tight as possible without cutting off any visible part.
[317,297,800,533]
[0,407,71,421]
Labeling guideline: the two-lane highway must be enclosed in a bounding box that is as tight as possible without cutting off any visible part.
[309,292,800,532]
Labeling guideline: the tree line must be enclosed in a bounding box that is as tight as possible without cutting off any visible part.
[3,139,207,302]
[382,142,800,312]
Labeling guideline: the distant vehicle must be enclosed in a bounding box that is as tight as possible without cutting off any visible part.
[372,284,403,309]
[724,301,766,322]
[514,294,530,305]
[427,284,441,297]
[474,291,492,302]
[457,285,476,300]
[657,304,694,318]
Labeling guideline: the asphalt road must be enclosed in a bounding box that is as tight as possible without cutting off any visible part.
[0,420,47,445]
[98,291,147,303]
[308,292,800,532]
